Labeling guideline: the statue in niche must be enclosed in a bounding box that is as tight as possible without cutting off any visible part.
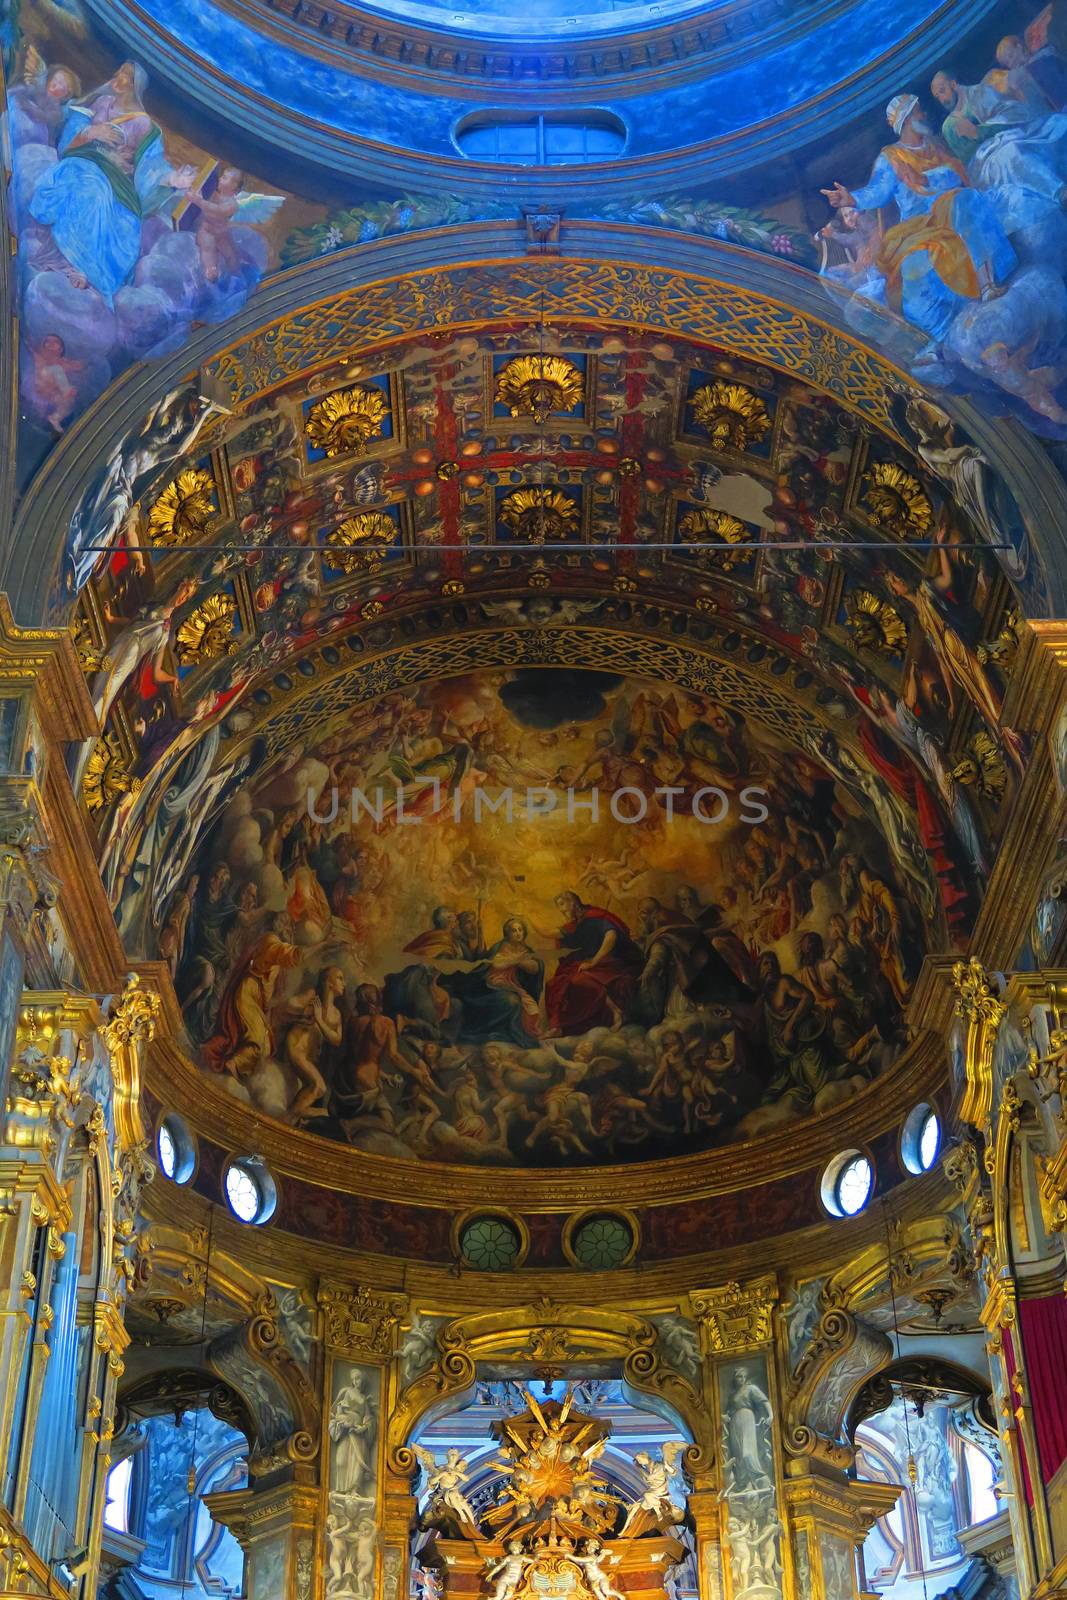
[724,1367,773,1490]
[720,1360,782,1600]
[329,1369,376,1497]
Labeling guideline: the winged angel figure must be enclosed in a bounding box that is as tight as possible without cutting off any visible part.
[618,1442,688,1538]
[412,1444,481,1537]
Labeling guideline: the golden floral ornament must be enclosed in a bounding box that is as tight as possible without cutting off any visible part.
[326,512,395,572]
[845,588,908,654]
[147,468,217,548]
[861,461,934,539]
[495,354,584,423]
[83,732,141,814]
[175,593,238,665]
[305,385,389,456]
[691,381,772,452]
[499,487,580,543]
[677,508,750,570]
[951,731,1007,803]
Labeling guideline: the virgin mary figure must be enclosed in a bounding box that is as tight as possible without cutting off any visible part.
[28,62,192,304]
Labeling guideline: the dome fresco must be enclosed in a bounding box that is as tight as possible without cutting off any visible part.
[1,0,1066,1205]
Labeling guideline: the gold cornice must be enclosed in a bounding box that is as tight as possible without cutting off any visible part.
[139,1152,962,1294]
[0,596,95,742]
[143,1008,946,1213]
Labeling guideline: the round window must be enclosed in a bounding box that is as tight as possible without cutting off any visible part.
[821,1149,874,1218]
[156,1115,195,1184]
[224,1157,276,1225]
[458,1214,522,1271]
[836,1155,873,1215]
[571,1214,635,1268]
[919,1111,941,1169]
[901,1103,942,1175]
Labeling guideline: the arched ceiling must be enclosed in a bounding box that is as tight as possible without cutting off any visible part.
[3,0,1067,1240]
[62,315,1027,1175]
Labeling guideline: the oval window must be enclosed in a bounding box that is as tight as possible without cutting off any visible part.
[224,1157,277,1225]
[454,110,627,166]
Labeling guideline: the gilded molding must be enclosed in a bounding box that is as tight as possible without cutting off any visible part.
[317,1282,405,1359]
[690,1276,778,1352]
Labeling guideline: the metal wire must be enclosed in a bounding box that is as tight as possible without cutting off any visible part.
[83,540,1011,554]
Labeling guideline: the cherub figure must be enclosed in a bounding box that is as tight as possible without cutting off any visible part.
[575,1539,626,1600]
[188,164,284,282]
[483,1539,531,1600]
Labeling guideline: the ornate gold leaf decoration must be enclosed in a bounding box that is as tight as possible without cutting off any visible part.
[677,507,750,570]
[83,733,140,814]
[978,608,1022,673]
[845,588,908,654]
[952,731,1008,803]
[318,1282,404,1356]
[175,594,238,665]
[305,385,389,457]
[326,512,395,573]
[691,381,772,452]
[499,487,580,543]
[73,614,108,676]
[147,468,217,548]
[690,1275,778,1351]
[952,957,1004,1028]
[861,462,933,539]
[495,354,584,423]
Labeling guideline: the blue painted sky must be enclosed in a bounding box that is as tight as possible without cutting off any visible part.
[141,0,946,158]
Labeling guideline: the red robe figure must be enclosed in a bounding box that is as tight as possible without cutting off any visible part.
[546,891,643,1033]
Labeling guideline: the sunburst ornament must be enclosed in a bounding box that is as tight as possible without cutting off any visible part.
[691,381,772,452]
[326,512,395,572]
[305,385,389,457]
[845,588,908,654]
[677,507,750,570]
[862,462,934,539]
[83,733,140,815]
[147,468,217,548]
[495,355,584,423]
[499,487,580,543]
[175,593,238,666]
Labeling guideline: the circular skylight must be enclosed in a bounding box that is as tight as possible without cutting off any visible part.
[357,0,711,36]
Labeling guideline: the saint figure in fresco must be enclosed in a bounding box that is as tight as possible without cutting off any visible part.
[545,891,643,1034]
[442,917,545,1046]
[28,62,196,302]
[821,93,1016,342]
[201,932,301,1080]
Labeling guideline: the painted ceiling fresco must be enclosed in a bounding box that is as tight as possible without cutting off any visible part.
[6,0,1067,479]
[141,665,927,1166]
[57,320,1029,1167]
[1,0,1062,1172]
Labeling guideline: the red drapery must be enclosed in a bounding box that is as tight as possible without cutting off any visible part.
[1019,1294,1067,1484]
